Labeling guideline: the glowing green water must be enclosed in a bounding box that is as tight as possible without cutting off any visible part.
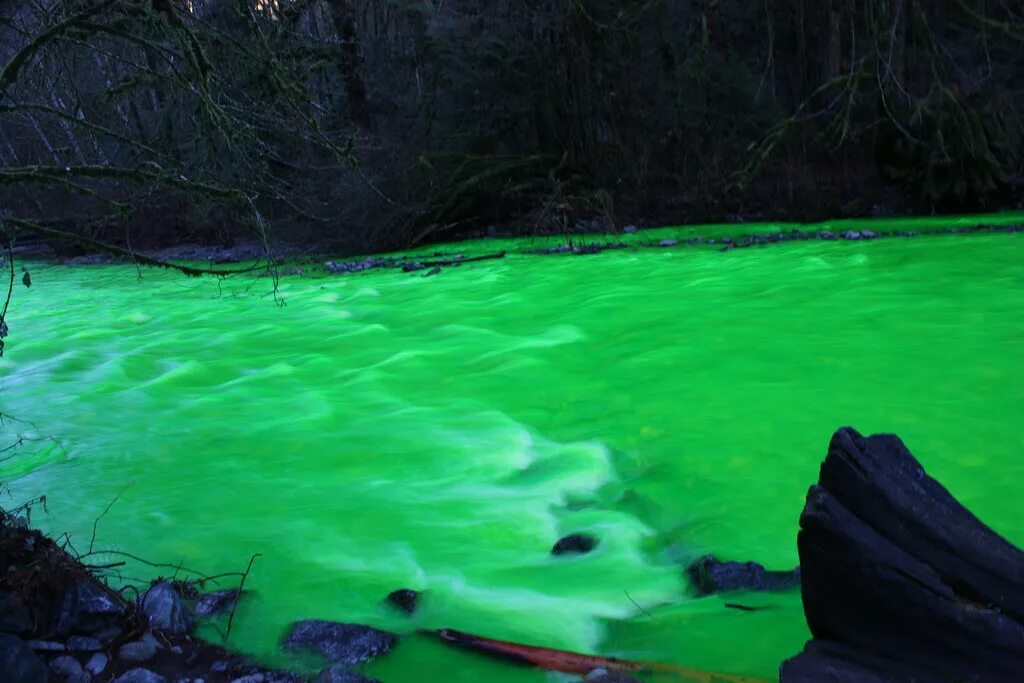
[3,227,1023,682]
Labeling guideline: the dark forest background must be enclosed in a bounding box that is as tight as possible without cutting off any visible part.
[0,0,1022,255]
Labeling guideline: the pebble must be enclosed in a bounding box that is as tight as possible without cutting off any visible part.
[50,655,89,682]
[67,635,102,652]
[315,664,381,683]
[230,675,265,683]
[862,229,877,239]
[622,225,638,234]
[818,230,836,239]
[114,668,167,683]
[27,640,65,651]
[119,639,159,663]
[843,230,862,240]
[85,652,109,676]
[657,239,678,247]
[212,661,229,672]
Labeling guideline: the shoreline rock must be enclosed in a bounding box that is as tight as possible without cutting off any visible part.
[283,620,397,666]
[780,427,1024,681]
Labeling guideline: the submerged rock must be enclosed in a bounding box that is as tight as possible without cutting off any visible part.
[0,635,49,683]
[686,555,800,596]
[283,620,396,665]
[552,533,598,556]
[781,428,1024,682]
[194,589,240,617]
[315,663,381,683]
[384,589,419,615]
[142,581,193,634]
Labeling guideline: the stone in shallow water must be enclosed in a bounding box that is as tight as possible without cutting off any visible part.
[686,555,800,595]
[0,635,49,683]
[194,589,241,617]
[315,663,382,683]
[384,589,419,615]
[142,581,193,634]
[283,620,396,665]
[551,533,598,556]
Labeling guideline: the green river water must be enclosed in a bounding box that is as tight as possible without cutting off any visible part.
[2,218,1023,682]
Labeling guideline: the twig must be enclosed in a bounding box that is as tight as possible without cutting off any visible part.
[225,552,261,643]
[89,483,132,555]
[624,590,654,620]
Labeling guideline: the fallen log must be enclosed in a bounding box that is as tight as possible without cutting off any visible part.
[781,427,1024,682]
[430,628,769,682]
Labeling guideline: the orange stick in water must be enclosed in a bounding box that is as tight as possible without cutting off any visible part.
[431,628,771,683]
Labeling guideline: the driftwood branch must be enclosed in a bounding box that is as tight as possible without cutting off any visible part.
[430,628,769,683]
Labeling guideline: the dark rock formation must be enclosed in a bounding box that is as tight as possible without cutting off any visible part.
[552,533,598,556]
[142,581,193,634]
[53,580,126,637]
[283,620,397,665]
[0,634,49,683]
[385,589,419,615]
[194,588,241,617]
[0,593,32,635]
[781,427,1024,682]
[315,663,382,683]
[686,555,800,596]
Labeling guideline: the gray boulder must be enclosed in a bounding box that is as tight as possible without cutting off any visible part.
[142,582,193,634]
[0,634,49,683]
[315,663,381,683]
[283,620,396,665]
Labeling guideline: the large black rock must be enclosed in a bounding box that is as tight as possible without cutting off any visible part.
[781,427,1024,682]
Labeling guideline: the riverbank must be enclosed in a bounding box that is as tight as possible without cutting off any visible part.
[11,213,1024,277]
